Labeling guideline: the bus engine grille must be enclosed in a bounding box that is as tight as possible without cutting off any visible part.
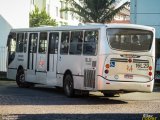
[84,69,96,88]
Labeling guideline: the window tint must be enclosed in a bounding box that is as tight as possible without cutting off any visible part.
[7,32,16,65]
[60,32,70,54]
[69,31,83,55]
[48,32,59,54]
[24,33,27,53]
[83,30,98,55]
[39,32,47,54]
[16,33,24,52]
[29,33,38,53]
[107,28,153,51]
[16,33,27,53]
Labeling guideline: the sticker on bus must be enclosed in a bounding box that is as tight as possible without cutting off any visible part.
[136,63,149,69]
[124,74,133,79]
[110,61,115,67]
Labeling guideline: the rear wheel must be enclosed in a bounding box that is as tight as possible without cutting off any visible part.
[81,91,89,97]
[63,74,75,97]
[103,93,119,97]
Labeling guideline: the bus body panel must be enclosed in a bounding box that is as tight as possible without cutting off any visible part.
[80,56,97,90]
[57,55,84,89]
[96,54,155,92]
[104,54,154,82]
[97,75,154,92]
[7,55,17,80]
[97,26,155,93]
[36,53,47,84]
[46,54,58,86]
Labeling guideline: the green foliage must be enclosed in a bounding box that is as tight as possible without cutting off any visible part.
[61,0,129,23]
[30,6,57,27]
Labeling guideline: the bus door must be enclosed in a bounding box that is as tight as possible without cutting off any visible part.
[7,32,17,80]
[27,33,38,82]
[36,32,48,84]
[47,32,59,85]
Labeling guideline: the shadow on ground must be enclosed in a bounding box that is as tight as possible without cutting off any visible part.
[0,81,127,105]
[1,80,160,106]
[0,88,127,105]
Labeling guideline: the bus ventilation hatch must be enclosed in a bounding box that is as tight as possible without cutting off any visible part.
[84,69,96,88]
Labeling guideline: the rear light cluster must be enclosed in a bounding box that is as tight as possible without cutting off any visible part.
[105,64,110,74]
[128,58,132,63]
[148,66,152,76]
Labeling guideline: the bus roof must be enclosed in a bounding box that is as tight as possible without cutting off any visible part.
[107,23,154,31]
[10,23,154,32]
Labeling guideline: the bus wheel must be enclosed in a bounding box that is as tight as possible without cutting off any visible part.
[103,93,119,97]
[16,69,26,87]
[63,74,75,97]
[16,69,33,88]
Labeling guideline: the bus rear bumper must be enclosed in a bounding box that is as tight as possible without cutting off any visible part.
[97,76,154,93]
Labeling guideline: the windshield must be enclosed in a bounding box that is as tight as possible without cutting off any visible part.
[7,32,16,65]
[106,28,153,51]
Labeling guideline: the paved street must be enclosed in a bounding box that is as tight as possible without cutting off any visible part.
[0,80,160,120]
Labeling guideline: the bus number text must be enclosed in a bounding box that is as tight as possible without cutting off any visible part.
[136,63,149,69]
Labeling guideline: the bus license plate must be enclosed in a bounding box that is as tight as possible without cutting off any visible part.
[124,74,133,79]
[136,63,149,69]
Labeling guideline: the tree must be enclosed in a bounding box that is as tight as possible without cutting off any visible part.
[30,6,57,27]
[61,0,129,23]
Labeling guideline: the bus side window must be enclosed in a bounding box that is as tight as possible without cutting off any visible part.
[48,32,59,54]
[83,30,98,55]
[70,31,83,55]
[29,33,38,53]
[24,33,28,53]
[39,32,47,54]
[60,32,70,54]
[7,32,16,65]
[16,33,24,53]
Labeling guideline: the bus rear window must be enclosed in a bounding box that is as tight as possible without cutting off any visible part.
[107,28,153,51]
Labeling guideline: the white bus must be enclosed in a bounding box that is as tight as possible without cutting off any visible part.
[7,24,155,97]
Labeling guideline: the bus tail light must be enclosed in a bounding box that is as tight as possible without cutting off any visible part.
[105,64,110,69]
[105,64,109,74]
[128,58,132,63]
[105,69,109,74]
[148,72,152,76]
[149,66,152,71]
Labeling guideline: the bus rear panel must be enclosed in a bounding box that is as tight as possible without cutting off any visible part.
[97,27,155,93]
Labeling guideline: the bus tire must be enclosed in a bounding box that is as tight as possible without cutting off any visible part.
[103,93,119,97]
[16,69,34,88]
[82,91,89,97]
[63,74,75,97]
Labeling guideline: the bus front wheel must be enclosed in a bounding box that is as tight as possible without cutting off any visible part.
[63,74,75,97]
[16,69,34,88]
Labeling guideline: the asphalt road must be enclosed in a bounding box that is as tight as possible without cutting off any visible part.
[0,80,160,120]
